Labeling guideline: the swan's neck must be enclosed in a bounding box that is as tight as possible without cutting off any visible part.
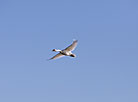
[55,49,62,52]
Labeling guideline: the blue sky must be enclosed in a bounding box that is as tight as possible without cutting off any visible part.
[0,0,138,102]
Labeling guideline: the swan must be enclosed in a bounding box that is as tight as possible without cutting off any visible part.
[49,40,78,60]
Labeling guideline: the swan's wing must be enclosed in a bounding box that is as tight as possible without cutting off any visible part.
[49,53,64,60]
[64,40,78,51]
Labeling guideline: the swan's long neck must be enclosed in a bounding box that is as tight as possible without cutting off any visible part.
[56,49,61,52]
[53,49,62,52]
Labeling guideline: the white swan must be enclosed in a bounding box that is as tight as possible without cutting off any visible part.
[49,40,78,60]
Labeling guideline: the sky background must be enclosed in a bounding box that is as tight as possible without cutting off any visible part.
[0,0,138,102]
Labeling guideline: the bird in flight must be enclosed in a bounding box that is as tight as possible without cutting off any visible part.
[49,40,78,60]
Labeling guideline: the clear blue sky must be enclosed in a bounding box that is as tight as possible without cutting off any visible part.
[0,0,138,102]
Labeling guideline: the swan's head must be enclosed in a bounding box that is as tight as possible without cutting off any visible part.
[52,49,56,52]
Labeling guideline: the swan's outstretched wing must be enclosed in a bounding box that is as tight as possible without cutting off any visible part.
[64,40,78,51]
[49,53,64,60]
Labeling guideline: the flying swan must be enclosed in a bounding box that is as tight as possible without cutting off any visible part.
[49,40,78,60]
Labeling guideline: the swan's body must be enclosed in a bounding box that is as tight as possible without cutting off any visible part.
[49,40,78,60]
